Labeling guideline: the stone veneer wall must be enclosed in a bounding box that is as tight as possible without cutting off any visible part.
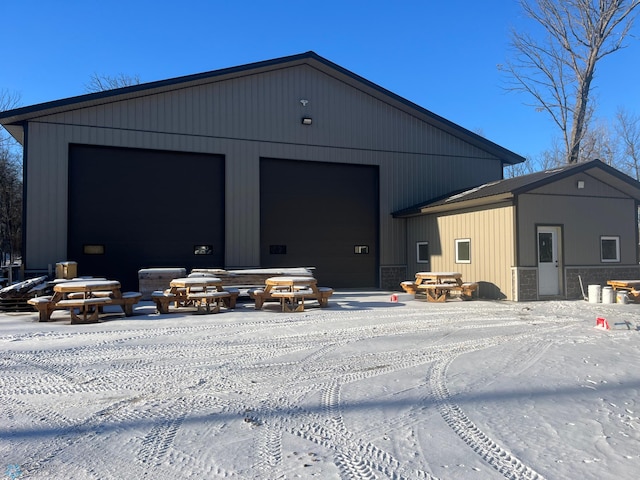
[512,265,640,301]
[565,266,640,299]
[512,267,538,301]
[381,265,408,291]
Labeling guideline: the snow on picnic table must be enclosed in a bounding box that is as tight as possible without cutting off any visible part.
[1,293,639,479]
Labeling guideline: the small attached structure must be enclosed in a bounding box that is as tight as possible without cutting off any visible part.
[395,160,640,301]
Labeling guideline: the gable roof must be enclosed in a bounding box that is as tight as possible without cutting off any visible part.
[0,51,525,166]
[393,159,640,217]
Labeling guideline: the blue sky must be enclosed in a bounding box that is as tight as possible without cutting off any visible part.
[3,0,639,160]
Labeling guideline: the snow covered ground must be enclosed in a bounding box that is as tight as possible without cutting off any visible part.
[1,291,639,480]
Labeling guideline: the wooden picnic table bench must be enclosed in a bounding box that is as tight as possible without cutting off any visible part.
[55,297,113,324]
[151,277,238,314]
[250,276,333,312]
[27,280,142,323]
[186,290,231,314]
[606,280,640,303]
[416,282,478,302]
[401,272,477,302]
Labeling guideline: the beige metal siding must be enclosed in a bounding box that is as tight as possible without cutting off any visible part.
[23,63,505,275]
[407,204,516,299]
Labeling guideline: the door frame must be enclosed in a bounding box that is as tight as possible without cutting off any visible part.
[536,225,563,297]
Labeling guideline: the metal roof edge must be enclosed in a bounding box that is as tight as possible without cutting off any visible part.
[393,193,514,218]
[308,54,525,165]
[509,159,640,195]
[588,159,640,189]
[392,159,640,218]
[0,50,525,165]
[0,51,317,124]
[509,160,593,194]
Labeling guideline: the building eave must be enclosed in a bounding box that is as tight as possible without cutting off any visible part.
[393,159,640,219]
[394,193,514,218]
[0,51,526,165]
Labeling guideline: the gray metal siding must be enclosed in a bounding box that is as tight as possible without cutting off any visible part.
[528,172,629,198]
[518,193,637,266]
[38,65,501,158]
[23,63,505,278]
[24,123,69,269]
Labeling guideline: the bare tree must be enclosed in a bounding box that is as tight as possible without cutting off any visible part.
[0,89,22,265]
[580,119,619,165]
[0,148,22,266]
[85,72,141,93]
[0,89,21,149]
[616,107,640,180]
[504,138,569,177]
[502,0,640,164]
[504,157,537,178]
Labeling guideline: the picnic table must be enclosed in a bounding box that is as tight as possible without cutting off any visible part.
[27,279,142,323]
[606,280,640,303]
[401,272,478,302]
[151,277,239,314]
[251,276,334,312]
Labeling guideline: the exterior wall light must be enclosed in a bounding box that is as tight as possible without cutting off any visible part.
[301,117,312,125]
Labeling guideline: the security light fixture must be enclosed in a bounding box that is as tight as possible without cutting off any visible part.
[301,117,312,125]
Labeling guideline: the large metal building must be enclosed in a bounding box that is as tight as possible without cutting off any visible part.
[0,52,524,290]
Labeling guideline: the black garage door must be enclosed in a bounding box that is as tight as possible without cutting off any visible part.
[68,145,225,290]
[260,158,379,288]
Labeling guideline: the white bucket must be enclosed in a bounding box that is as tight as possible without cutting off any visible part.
[588,285,601,303]
[617,291,629,304]
[602,286,614,304]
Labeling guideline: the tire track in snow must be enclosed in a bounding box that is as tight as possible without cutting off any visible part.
[426,328,573,479]
[431,357,545,479]
[254,318,511,478]
[290,418,435,480]
[311,324,571,479]
[2,300,580,479]
[134,394,230,472]
[251,340,444,479]
[313,349,442,479]
[13,397,149,478]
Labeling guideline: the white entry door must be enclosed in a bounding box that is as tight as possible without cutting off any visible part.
[537,226,561,296]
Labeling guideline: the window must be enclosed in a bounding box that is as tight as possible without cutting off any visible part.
[417,242,429,263]
[455,238,471,264]
[194,245,213,255]
[601,236,620,263]
[269,245,287,255]
[83,244,105,255]
[354,245,369,254]
[538,232,553,263]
